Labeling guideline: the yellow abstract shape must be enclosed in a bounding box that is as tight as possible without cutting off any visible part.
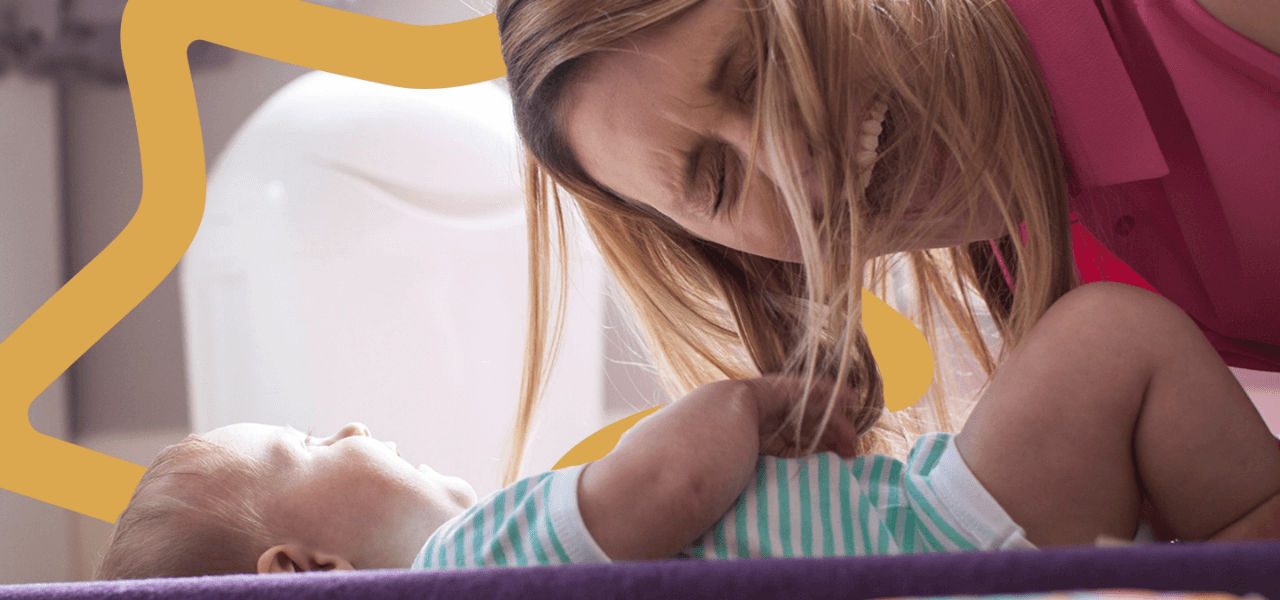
[0,0,504,522]
[862,288,934,411]
[555,289,934,467]
[553,407,662,470]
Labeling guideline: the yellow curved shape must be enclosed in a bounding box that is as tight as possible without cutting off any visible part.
[0,0,504,523]
[862,288,934,411]
[553,407,662,469]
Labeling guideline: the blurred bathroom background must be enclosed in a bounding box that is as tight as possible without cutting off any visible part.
[1,0,1278,585]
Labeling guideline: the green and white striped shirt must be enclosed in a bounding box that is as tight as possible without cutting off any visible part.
[413,433,1033,569]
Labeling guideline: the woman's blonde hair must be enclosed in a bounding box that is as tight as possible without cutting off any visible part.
[96,436,272,580]
[496,0,1076,481]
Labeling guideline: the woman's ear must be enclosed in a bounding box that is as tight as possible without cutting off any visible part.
[257,544,355,573]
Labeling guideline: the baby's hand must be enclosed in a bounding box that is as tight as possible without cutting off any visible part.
[741,375,862,459]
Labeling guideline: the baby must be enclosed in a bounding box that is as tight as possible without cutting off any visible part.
[96,283,1280,579]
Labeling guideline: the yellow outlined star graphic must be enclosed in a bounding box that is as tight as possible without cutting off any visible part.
[0,0,930,523]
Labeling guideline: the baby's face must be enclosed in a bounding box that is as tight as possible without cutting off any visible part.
[204,422,476,569]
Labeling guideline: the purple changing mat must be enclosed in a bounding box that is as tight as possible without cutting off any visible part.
[3,542,1277,599]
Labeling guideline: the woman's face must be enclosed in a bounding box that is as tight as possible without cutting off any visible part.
[562,0,806,261]
[560,0,1007,260]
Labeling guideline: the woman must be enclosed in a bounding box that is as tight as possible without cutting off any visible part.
[495,0,1280,479]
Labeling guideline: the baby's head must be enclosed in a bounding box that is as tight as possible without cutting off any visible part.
[97,422,476,579]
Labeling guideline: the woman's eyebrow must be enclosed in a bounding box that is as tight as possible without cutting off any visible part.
[683,32,744,198]
[677,32,743,208]
[703,26,742,95]
[684,140,708,194]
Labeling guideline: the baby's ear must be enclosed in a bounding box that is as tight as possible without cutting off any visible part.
[257,544,355,573]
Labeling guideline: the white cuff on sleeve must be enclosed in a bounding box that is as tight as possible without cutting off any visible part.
[547,464,613,563]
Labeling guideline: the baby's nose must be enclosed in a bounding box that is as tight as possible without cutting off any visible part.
[337,422,372,439]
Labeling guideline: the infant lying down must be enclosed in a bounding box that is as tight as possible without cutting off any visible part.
[96,284,1280,579]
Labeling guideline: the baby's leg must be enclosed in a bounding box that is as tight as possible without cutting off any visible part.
[956,282,1280,546]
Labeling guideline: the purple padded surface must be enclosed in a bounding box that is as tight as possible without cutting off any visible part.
[3,542,1278,600]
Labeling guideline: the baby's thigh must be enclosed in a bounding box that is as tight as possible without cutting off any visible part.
[955,283,1164,546]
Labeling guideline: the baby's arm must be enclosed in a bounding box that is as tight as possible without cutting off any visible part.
[578,378,859,560]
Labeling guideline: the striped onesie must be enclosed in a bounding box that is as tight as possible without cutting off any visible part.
[412,432,1035,569]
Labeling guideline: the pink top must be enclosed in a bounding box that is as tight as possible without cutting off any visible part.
[1006,0,1280,371]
